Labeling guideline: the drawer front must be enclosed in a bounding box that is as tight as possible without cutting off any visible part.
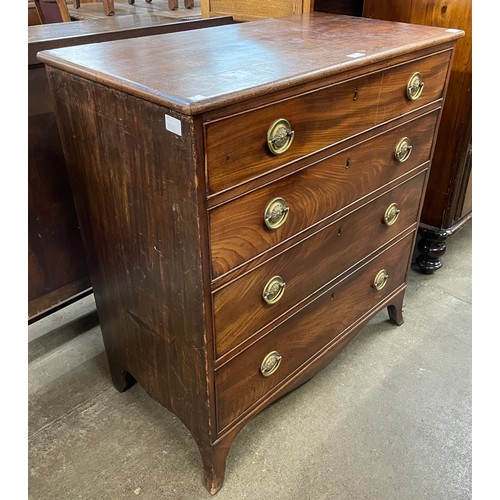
[213,172,425,358]
[210,110,438,278]
[215,233,414,432]
[205,50,450,194]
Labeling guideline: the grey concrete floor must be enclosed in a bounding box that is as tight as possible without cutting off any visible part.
[28,223,472,500]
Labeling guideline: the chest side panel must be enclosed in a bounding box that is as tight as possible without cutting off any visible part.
[45,67,215,442]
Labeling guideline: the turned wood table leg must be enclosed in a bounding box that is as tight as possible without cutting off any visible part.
[168,0,178,10]
[415,227,452,274]
[73,0,80,8]
[184,0,194,8]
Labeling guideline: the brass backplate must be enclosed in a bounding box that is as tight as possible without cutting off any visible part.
[373,269,389,291]
[263,275,286,305]
[260,351,282,377]
[264,197,289,230]
[267,118,294,155]
[406,72,424,101]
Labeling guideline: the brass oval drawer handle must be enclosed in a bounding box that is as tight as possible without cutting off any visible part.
[263,275,286,305]
[395,137,413,163]
[383,203,401,226]
[373,269,389,291]
[406,72,424,101]
[264,197,289,230]
[267,118,295,155]
[260,351,282,377]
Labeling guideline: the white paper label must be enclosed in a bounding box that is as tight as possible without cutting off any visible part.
[346,52,365,58]
[165,114,182,136]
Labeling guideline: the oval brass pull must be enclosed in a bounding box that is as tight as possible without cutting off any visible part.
[264,197,289,230]
[263,275,286,305]
[260,351,282,377]
[406,72,424,101]
[395,137,413,163]
[373,269,389,291]
[384,203,401,226]
[267,118,295,155]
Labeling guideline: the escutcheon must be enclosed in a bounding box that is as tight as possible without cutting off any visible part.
[406,72,424,100]
[264,197,289,229]
[263,275,286,305]
[260,351,282,377]
[373,269,389,291]
[267,118,295,155]
[383,203,401,226]
[395,137,413,163]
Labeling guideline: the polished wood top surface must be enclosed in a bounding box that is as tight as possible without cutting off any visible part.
[38,13,464,114]
[29,14,233,66]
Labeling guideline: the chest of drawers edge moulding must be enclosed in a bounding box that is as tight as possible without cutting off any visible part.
[37,13,463,495]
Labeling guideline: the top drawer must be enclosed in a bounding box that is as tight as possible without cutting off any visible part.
[204,49,451,195]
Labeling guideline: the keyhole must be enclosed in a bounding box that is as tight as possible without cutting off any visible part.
[337,228,342,237]
[353,88,359,100]
[345,159,350,169]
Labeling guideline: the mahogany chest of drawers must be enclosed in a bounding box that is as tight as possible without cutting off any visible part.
[38,14,463,494]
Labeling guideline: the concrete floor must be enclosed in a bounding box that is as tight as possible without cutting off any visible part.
[28,223,472,500]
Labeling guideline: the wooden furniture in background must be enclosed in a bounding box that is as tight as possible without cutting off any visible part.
[73,0,115,16]
[363,0,472,273]
[28,14,234,323]
[39,13,461,492]
[28,1,42,25]
[314,0,363,16]
[201,0,314,21]
[34,0,71,23]
[127,0,194,10]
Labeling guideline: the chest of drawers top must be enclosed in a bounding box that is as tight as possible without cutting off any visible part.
[38,13,463,115]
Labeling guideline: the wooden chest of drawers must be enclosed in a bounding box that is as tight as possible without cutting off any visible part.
[38,13,462,494]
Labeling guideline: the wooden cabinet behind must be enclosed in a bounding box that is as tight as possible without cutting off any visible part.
[363,0,472,273]
[201,0,314,21]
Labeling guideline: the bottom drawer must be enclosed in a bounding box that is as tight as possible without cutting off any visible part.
[215,232,414,433]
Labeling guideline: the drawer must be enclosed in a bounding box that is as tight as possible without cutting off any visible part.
[210,110,438,278]
[213,171,425,358]
[215,232,415,432]
[205,50,451,194]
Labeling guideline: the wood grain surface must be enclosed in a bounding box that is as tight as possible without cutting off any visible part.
[209,110,440,278]
[204,49,450,194]
[213,172,426,359]
[215,233,415,432]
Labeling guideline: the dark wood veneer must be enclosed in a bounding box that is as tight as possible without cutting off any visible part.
[209,110,439,278]
[204,49,450,195]
[216,232,416,432]
[213,172,426,359]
